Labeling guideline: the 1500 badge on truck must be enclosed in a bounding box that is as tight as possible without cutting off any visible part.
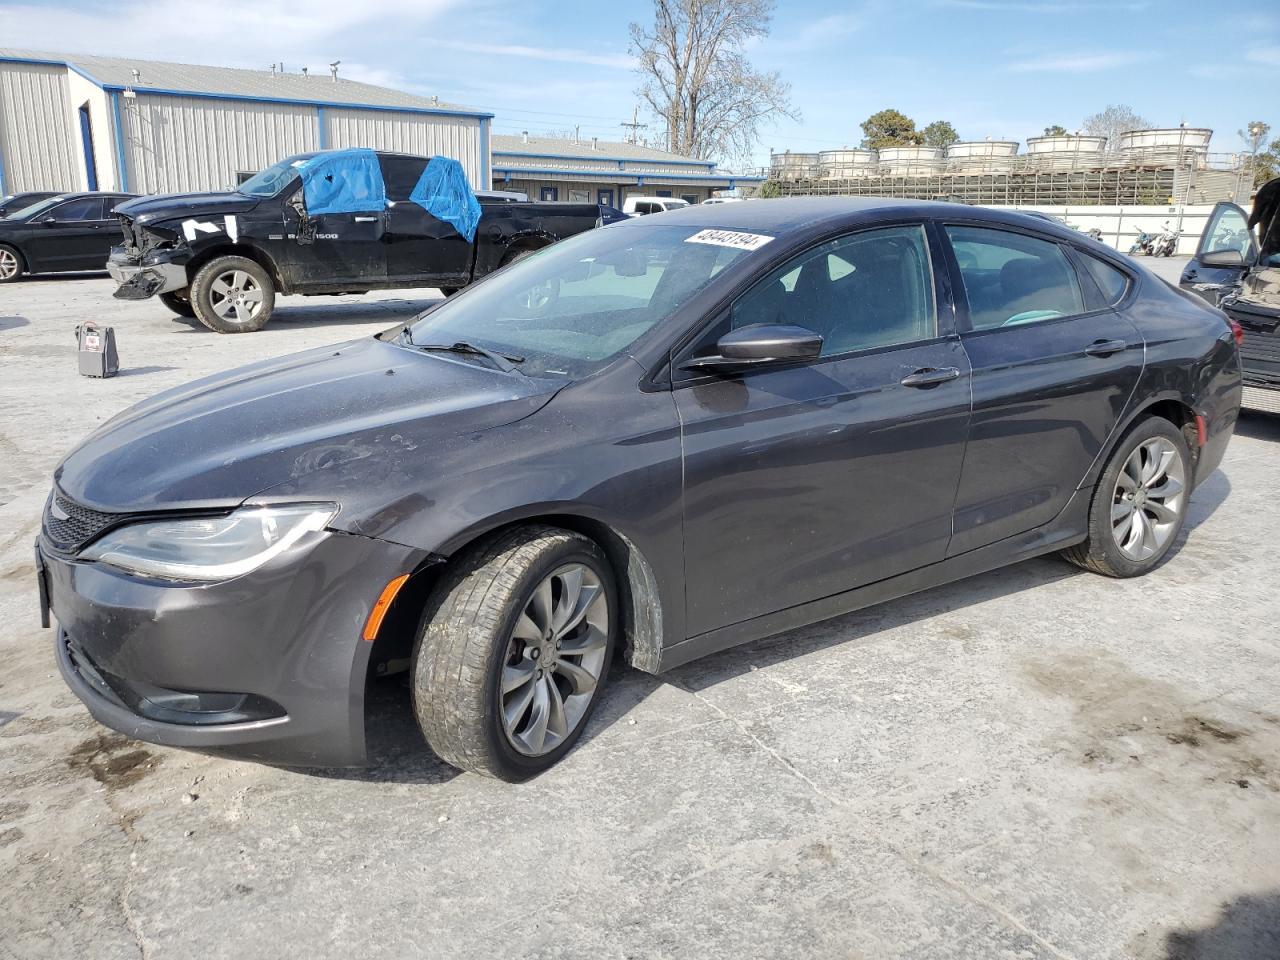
[108,149,608,333]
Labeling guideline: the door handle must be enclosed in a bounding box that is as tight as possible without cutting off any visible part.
[900,366,960,388]
[354,216,379,223]
[1084,339,1126,357]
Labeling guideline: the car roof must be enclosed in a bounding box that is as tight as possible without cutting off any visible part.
[47,191,136,200]
[618,196,1086,240]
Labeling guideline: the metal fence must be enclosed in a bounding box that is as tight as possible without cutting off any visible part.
[751,152,1256,207]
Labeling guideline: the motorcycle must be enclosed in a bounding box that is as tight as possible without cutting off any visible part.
[1129,230,1156,256]
[1153,224,1179,258]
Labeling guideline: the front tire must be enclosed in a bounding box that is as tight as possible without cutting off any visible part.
[413,526,617,781]
[190,256,275,333]
[159,290,197,318]
[1062,417,1190,577]
[0,244,24,283]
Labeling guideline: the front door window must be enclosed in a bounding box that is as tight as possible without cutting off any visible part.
[1198,204,1255,261]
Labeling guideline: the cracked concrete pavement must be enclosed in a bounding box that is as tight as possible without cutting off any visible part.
[1,261,1278,959]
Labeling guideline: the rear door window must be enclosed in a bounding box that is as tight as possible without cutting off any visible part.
[945,225,1084,330]
[379,155,429,202]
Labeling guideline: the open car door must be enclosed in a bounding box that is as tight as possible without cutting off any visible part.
[1180,201,1255,304]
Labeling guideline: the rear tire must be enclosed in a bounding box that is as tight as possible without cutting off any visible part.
[159,290,197,318]
[1061,417,1191,577]
[0,244,24,283]
[190,256,275,333]
[412,525,617,781]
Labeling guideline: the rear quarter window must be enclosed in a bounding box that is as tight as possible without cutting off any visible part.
[1078,254,1130,305]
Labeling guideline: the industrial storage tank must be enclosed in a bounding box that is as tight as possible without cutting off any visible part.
[769,151,822,181]
[1024,135,1106,169]
[946,140,1019,174]
[1117,127,1212,166]
[877,146,944,177]
[818,148,879,178]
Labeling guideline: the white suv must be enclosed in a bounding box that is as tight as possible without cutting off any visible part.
[622,196,691,217]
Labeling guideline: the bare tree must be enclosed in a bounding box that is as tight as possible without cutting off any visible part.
[629,0,798,165]
[1082,104,1152,153]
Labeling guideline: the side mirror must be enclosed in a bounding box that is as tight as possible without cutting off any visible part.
[682,323,823,373]
[39,215,59,226]
[1200,248,1249,268]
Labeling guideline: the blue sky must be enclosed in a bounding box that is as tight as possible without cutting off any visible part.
[4,0,1278,169]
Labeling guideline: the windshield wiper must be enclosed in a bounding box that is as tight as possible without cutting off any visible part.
[407,338,526,373]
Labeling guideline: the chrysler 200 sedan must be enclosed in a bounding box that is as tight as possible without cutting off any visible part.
[38,199,1241,781]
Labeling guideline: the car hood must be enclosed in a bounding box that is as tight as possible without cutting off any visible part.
[55,336,563,517]
[115,191,263,220]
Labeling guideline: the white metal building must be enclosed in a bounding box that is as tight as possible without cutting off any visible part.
[491,133,762,207]
[0,49,493,197]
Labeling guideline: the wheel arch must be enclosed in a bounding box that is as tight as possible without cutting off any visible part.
[500,232,556,263]
[1079,392,1201,494]
[184,242,288,293]
[372,510,667,679]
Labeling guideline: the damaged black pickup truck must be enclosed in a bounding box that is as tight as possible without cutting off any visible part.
[109,149,608,333]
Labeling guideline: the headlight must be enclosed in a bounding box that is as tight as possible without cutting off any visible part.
[80,503,336,582]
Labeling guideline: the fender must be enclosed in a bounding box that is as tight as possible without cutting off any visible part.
[183,239,290,293]
[431,503,669,674]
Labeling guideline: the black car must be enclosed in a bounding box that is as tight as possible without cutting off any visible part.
[108,149,609,333]
[1179,187,1280,414]
[0,190,60,217]
[0,192,136,282]
[40,198,1240,781]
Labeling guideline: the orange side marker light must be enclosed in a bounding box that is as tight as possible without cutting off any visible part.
[363,574,411,641]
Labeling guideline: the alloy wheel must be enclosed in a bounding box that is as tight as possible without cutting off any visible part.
[1111,436,1186,561]
[499,563,609,756]
[209,269,264,324]
[0,249,18,280]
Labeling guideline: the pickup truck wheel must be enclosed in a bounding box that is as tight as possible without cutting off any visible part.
[159,291,197,318]
[412,525,617,781]
[0,244,24,283]
[191,256,275,333]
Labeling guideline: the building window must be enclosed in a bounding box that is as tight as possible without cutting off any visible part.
[567,188,590,203]
[681,194,698,205]
[539,186,559,201]
[655,190,672,197]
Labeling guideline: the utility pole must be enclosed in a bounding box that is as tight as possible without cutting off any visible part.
[620,106,647,145]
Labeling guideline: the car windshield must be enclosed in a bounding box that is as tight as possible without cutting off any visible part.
[401,224,755,377]
[5,196,63,221]
[237,157,309,197]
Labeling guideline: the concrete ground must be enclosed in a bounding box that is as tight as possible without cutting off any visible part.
[1,260,1278,960]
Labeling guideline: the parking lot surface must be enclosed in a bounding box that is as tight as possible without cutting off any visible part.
[1,264,1278,960]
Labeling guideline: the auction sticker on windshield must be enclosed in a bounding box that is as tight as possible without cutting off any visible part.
[684,229,774,251]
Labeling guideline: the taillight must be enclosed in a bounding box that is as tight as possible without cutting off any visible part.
[1228,316,1244,347]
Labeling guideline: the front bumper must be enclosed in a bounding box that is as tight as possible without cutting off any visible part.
[42,530,423,766]
[107,246,188,299]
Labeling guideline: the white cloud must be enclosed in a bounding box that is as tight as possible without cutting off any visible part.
[778,13,863,50]
[936,0,1149,10]
[432,41,634,70]
[1007,51,1149,72]
[1245,46,1280,66]
[0,0,460,72]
